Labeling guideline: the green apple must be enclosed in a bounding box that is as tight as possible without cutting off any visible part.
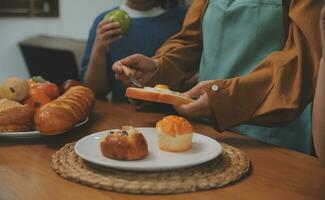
[104,9,131,35]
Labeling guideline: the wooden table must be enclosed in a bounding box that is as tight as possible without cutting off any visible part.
[1,100,325,200]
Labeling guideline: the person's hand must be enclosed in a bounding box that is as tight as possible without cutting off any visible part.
[93,18,122,52]
[174,80,214,118]
[112,54,158,87]
[184,73,199,90]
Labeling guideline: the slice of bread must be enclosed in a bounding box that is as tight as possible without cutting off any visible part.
[125,87,194,105]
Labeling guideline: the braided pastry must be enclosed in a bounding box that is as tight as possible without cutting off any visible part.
[35,86,95,135]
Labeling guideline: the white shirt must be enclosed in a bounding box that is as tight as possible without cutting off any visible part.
[119,2,166,18]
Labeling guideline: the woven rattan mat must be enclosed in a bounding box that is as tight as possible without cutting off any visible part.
[51,142,250,194]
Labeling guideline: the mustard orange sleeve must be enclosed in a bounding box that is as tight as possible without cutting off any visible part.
[148,0,208,91]
[312,6,325,163]
[206,0,322,131]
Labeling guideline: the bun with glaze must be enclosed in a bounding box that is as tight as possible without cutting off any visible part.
[100,126,149,160]
[156,115,193,152]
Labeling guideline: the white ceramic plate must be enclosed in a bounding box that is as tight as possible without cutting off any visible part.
[0,117,88,138]
[75,127,222,171]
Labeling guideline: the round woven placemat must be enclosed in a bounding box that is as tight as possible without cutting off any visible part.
[51,142,250,194]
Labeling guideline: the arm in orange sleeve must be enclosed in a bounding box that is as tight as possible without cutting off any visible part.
[205,0,322,131]
[312,6,325,165]
[148,0,208,91]
[313,58,325,165]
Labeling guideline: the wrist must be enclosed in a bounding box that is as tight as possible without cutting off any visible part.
[152,59,159,72]
[92,45,108,57]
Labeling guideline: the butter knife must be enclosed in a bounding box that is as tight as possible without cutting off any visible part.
[118,62,143,88]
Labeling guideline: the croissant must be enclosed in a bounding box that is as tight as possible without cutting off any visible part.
[35,86,95,135]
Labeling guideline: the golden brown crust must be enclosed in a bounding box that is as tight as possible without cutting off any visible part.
[35,86,95,135]
[0,99,35,132]
[156,115,193,136]
[125,87,194,105]
[100,126,149,160]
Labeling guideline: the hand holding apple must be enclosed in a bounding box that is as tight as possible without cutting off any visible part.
[104,9,131,35]
[93,13,127,52]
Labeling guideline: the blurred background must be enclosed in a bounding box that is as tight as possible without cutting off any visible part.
[0,0,124,83]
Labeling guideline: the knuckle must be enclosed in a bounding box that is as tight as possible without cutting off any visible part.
[198,82,204,87]
[180,106,191,114]
[115,74,121,80]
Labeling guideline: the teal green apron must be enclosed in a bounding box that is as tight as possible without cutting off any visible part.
[199,0,312,154]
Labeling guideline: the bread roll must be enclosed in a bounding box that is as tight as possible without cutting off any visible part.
[156,115,193,152]
[0,99,35,132]
[100,126,149,160]
[35,86,95,135]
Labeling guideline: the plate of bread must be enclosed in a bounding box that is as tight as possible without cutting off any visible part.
[75,115,222,171]
[125,84,194,105]
[0,117,89,138]
[0,77,95,138]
